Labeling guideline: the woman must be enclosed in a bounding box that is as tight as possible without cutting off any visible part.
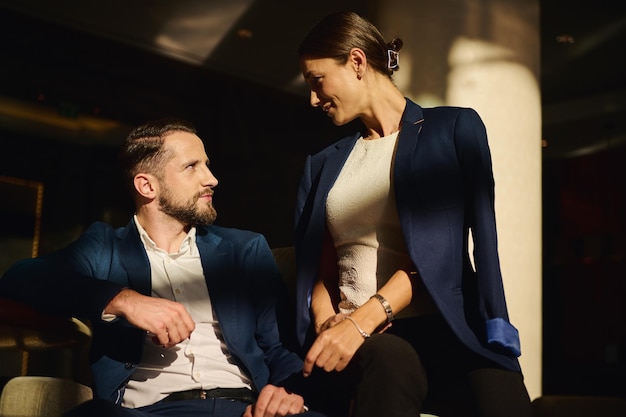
[293,11,532,417]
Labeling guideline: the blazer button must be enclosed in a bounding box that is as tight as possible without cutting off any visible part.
[124,362,134,369]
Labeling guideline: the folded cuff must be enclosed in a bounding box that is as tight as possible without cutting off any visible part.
[486,317,521,357]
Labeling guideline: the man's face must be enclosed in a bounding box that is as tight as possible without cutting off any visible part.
[157,131,218,226]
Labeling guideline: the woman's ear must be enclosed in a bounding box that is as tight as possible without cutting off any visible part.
[133,173,156,199]
[349,47,367,78]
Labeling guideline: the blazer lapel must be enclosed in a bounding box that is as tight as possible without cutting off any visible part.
[117,220,152,295]
[196,233,240,332]
[314,133,360,210]
[394,99,425,246]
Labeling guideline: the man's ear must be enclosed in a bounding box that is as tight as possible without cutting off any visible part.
[133,173,156,199]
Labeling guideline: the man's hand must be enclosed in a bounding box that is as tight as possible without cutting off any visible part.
[104,288,195,348]
[242,385,307,417]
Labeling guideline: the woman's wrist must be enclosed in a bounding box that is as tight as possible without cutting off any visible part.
[370,293,395,323]
[350,299,389,334]
[345,316,371,339]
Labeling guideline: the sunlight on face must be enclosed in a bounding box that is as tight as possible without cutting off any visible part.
[157,131,218,226]
[158,181,216,226]
[300,57,361,126]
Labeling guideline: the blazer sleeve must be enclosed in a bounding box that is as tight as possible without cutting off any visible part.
[454,108,520,357]
[0,222,125,320]
[258,239,305,383]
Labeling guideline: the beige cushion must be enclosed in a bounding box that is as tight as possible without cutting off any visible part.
[0,376,92,417]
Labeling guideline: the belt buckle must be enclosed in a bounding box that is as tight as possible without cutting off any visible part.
[199,390,207,400]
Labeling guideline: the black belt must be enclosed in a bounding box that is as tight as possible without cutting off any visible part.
[163,388,257,404]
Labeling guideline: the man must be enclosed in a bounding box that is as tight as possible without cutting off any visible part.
[0,119,323,417]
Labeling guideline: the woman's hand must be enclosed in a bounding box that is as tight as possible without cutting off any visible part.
[303,266,416,378]
[303,316,366,377]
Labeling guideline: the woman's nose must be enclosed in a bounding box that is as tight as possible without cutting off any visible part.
[309,90,320,108]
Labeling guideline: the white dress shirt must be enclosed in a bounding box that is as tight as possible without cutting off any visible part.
[122,216,251,408]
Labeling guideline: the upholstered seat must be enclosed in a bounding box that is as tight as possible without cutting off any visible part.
[0,376,92,417]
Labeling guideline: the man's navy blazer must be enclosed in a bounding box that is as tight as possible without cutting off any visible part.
[294,98,522,372]
[0,220,303,402]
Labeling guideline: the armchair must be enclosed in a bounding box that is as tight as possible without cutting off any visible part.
[0,297,92,417]
[0,376,92,417]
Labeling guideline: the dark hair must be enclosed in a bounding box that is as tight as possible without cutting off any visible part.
[118,118,197,193]
[298,11,403,78]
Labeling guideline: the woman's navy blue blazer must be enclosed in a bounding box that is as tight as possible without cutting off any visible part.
[294,98,522,373]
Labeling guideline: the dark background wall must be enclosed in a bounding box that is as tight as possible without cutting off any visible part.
[0,8,361,252]
[542,148,626,397]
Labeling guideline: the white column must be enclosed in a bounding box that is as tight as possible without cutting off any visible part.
[372,0,542,400]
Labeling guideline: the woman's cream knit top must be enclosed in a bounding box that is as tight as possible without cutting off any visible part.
[326,132,435,318]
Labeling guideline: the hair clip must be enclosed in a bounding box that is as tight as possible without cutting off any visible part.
[387,49,399,70]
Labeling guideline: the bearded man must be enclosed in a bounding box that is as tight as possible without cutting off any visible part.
[0,119,325,417]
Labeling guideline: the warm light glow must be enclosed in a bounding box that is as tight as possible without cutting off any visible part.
[375,0,542,399]
[446,35,542,400]
[154,1,254,63]
[0,95,129,146]
[556,34,575,44]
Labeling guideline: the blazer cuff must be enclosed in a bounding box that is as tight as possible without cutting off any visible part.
[486,317,521,357]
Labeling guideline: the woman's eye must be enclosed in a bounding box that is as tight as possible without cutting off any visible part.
[307,76,321,86]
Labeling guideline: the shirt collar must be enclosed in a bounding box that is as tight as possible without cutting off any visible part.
[133,214,196,255]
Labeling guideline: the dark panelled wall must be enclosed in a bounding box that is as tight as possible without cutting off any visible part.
[0,8,358,254]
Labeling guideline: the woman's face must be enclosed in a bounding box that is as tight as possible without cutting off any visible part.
[300,56,363,126]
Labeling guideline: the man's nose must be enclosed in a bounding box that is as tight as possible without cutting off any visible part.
[204,168,218,187]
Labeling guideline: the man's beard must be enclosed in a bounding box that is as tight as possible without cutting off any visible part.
[158,186,217,227]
